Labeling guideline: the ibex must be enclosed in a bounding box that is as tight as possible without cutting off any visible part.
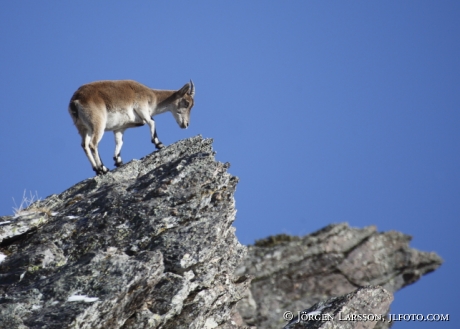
[68,80,195,175]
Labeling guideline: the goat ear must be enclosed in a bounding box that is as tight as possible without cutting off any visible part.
[177,83,190,97]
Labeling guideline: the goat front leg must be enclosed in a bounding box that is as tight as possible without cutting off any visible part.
[113,130,125,167]
[153,127,164,150]
[146,118,164,150]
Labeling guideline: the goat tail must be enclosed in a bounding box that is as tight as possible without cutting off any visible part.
[68,100,80,124]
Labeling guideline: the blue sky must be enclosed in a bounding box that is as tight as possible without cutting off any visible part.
[0,1,458,328]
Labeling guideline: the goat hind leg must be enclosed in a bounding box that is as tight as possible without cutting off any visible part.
[81,133,101,175]
[90,127,108,175]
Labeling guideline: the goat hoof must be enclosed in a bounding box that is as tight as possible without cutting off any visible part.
[155,143,164,150]
[94,166,109,176]
[114,157,123,167]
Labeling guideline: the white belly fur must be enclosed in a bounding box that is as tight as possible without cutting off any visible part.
[105,108,144,131]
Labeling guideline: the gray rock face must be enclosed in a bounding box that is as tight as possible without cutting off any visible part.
[235,224,442,329]
[0,136,442,329]
[0,136,248,329]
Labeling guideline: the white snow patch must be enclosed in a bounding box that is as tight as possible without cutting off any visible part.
[83,296,99,303]
[19,272,26,282]
[32,304,41,310]
[65,215,79,219]
[0,221,11,225]
[67,294,99,303]
[0,252,6,264]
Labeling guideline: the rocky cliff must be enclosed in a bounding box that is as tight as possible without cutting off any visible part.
[0,136,442,329]
[233,224,441,329]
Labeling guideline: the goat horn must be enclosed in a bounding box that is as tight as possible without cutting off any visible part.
[189,80,195,97]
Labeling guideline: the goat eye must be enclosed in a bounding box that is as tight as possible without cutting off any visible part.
[181,100,189,108]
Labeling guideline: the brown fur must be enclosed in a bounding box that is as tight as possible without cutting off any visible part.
[70,80,176,113]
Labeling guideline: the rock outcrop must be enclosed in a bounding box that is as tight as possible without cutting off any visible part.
[0,136,248,329]
[0,136,442,329]
[234,224,442,329]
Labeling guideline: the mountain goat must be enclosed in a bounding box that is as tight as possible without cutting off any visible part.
[68,80,195,175]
